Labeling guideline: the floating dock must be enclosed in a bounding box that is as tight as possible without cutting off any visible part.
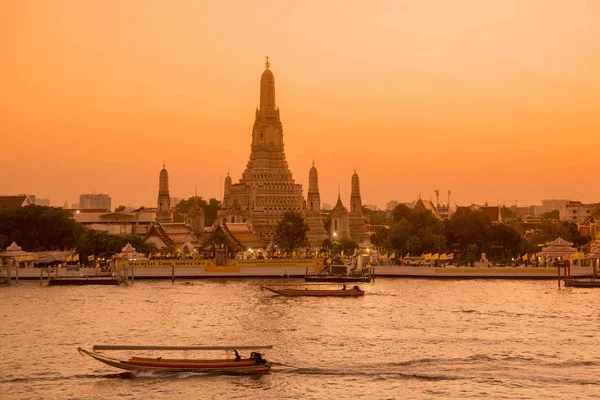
[48,276,121,286]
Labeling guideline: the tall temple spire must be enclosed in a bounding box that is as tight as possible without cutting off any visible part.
[305,161,327,248]
[259,58,276,112]
[156,163,172,223]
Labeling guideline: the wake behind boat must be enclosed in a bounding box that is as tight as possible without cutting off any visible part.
[78,345,272,375]
[261,283,365,297]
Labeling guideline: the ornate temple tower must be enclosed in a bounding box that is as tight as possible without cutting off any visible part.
[348,169,368,243]
[304,162,327,250]
[185,196,205,233]
[220,58,304,241]
[156,162,172,223]
[330,189,350,240]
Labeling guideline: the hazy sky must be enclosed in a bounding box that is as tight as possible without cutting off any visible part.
[2,0,599,209]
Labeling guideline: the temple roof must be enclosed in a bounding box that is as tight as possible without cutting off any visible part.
[146,223,201,249]
[0,195,32,209]
[220,223,265,251]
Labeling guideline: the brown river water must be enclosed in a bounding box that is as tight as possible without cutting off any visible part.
[1,278,599,399]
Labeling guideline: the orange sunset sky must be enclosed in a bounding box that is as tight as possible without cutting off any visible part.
[1,0,599,210]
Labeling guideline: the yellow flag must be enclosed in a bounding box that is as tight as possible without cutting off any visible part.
[166,253,171,258]
[66,255,72,262]
[382,253,388,260]
[424,253,432,260]
[440,253,447,260]
[568,253,577,261]
[521,254,528,261]
[530,254,536,262]
[578,252,586,260]
[58,263,63,268]
[389,252,396,259]
[73,254,79,262]
[34,254,39,260]
[432,253,439,260]
[155,253,161,257]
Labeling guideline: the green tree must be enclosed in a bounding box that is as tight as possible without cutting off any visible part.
[0,205,85,251]
[76,229,158,265]
[273,211,308,253]
[445,208,493,258]
[114,205,126,212]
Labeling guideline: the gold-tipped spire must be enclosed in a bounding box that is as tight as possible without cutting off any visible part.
[265,56,270,69]
[163,161,166,169]
[312,158,315,168]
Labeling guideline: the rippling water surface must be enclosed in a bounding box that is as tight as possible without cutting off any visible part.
[1,278,599,399]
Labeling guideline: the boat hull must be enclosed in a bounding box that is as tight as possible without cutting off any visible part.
[78,348,271,374]
[263,286,364,297]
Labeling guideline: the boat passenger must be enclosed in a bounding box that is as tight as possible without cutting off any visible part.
[342,284,347,290]
[353,285,360,291]
[234,350,241,361]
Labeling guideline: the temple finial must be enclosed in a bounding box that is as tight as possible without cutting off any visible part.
[338,184,341,199]
[195,185,197,197]
[227,169,230,177]
[265,56,270,69]
[354,165,356,174]
[163,160,165,169]
[312,158,315,168]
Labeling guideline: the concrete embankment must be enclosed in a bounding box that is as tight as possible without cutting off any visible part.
[7,265,589,280]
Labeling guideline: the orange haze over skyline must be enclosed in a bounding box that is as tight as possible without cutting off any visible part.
[2,1,599,210]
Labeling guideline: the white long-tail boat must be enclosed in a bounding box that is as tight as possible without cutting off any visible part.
[261,283,365,297]
[78,345,273,374]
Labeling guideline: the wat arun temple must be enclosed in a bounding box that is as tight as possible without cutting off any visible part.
[217,58,367,249]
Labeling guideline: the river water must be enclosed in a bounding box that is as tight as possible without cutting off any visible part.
[1,278,598,399]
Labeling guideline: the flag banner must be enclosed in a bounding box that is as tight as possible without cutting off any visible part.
[440,253,447,260]
[88,255,94,261]
[403,253,410,259]
[58,263,62,268]
[389,252,396,259]
[66,255,72,262]
[530,254,536,262]
[382,253,388,260]
[424,253,432,260]
[432,253,439,260]
[73,254,79,262]
[521,254,528,261]
[34,254,39,260]
[446,253,454,260]
[17,256,23,262]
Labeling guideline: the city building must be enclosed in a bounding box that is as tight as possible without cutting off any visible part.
[386,200,399,211]
[534,199,569,216]
[69,208,156,236]
[560,201,596,223]
[79,193,111,210]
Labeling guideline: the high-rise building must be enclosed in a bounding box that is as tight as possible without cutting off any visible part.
[79,193,111,210]
[156,163,172,223]
[219,58,304,241]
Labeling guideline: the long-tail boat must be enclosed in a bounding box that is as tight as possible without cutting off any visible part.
[261,283,365,297]
[78,345,272,374]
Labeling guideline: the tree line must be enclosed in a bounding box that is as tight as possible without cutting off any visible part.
[370,204,591,264]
